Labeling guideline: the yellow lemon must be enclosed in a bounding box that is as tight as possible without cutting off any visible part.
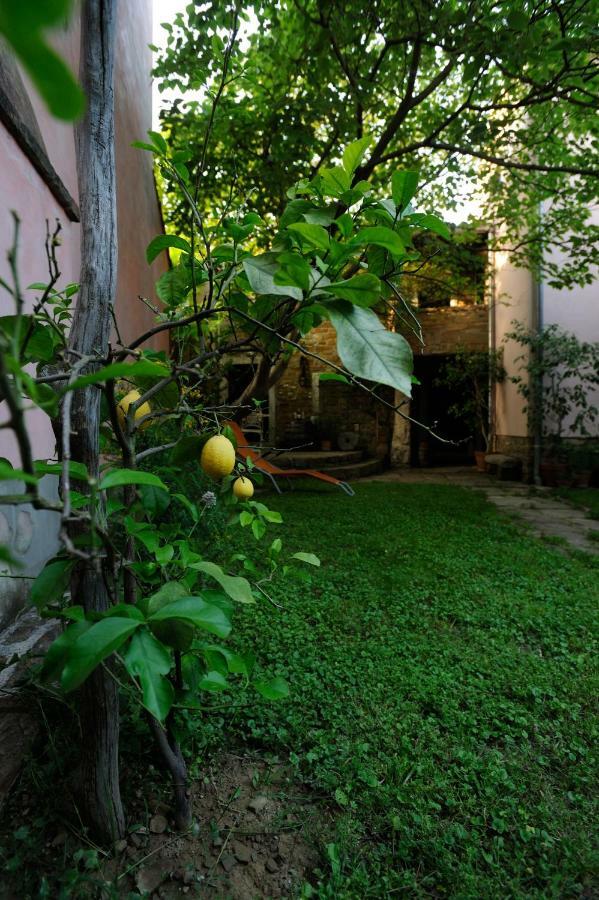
[200,434,236,480]
[117,389,152,431]
[233,476,254,500]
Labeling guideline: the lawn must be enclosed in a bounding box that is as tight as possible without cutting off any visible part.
[1,483,597,898]
[225,483,598,898]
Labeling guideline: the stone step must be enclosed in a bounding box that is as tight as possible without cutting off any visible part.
[269,449,363,469]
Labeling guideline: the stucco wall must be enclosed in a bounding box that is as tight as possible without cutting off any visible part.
[541,205,599,436]
[0,1,168,627]
[491,252,535,441]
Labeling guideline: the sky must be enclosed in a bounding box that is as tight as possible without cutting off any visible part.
[151,1,480,222]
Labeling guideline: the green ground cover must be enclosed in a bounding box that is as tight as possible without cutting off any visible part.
[227,483,598,897]
[1,483,597,898]
[553,487,599,519]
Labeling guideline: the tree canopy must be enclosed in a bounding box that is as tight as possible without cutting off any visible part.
[154,0,598,289]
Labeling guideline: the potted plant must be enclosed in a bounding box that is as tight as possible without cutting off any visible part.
[436,348,505,471]
[507,323,599,485]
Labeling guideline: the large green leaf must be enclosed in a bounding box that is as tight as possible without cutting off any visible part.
[30,558,73,608]
[41,621,92,683]
[325,302,413,396]
[351,227,405,257]
[0,0,84,120]
[407,213,451,240]
[342,136,371,175]
[287,223,330,252]
[124,628,174,721]
[148,595,232,638]
[325,274,382,307]
[155,265,199,305]
[146,235,192,265]
[273,252,311,292]
[191,560,255,605]
[319,166,351,197]
[291,552,321,567]
[243,254,303,299]
[61,617,141,692]
[66,360,169,391]
[391,171,419,212]
[99,469,168,492]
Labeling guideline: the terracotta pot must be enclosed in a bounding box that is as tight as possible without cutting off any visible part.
[474,450,487,472]
[320,439,332,451]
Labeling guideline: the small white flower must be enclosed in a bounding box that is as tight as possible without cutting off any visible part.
[201,490,217,508]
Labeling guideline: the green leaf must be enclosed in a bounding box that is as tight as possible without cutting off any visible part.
[325,274,382,307]
[325,301,413,396]
[252,518,266,540]
[0,460,38,486]
[99,469,168,492]
[239,510,254,527]
[61,618,141,692]
[254,676,289,700]
[41,621,92,683]
[0,0,85,120]
[319,373,349,384]
[342,136,371,175]
[408,213,451,240]
[147,130,167,154]
[34,460,88,480]
[288,223,330,252]
[173,493,199,522]
[274,252,311,292]
[320,166,351,197]
[243,254,303,299]
[124,629,174,721]
[66,360,169,391]
[155,266,195,305]
[148,595,232,639]
[262,509,283,524]
[30,558,73,608]
[291,552,321,567]
[351,227,405,257]
[192,560,254,604]
[146,235,192,265]
[392,172,419,211]
[131,141,160,153]
[155,544,174,566]
[199,670,228,692]
[140,484,171,519]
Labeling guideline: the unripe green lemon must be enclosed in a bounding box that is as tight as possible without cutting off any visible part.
[233,476,254,499]
[117,389,151,431]
[200,435,236,480]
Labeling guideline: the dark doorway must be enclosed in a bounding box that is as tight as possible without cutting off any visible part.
[410,355,474,466]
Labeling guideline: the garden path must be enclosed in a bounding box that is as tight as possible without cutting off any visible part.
[366,467,599,555]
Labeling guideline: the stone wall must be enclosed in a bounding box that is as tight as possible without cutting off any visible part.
[272,306,489,463]
[407,305,489,354]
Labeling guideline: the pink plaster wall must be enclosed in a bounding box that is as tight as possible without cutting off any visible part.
[0,0,168,467]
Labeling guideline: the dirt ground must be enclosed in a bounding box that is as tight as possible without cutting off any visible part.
[99,753,322,898]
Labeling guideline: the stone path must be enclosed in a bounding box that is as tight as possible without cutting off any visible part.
[365,467,599,555]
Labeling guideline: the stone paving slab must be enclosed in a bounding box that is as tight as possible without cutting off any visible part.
[361,467,598,555]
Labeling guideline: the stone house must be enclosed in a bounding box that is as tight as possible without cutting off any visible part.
[232,225,598,481]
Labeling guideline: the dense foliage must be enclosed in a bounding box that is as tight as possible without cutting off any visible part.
[154,0,599,288]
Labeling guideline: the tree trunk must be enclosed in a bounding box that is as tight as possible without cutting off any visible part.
[68,0,125,842]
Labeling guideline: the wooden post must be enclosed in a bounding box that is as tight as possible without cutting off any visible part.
[68,0,125,842]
